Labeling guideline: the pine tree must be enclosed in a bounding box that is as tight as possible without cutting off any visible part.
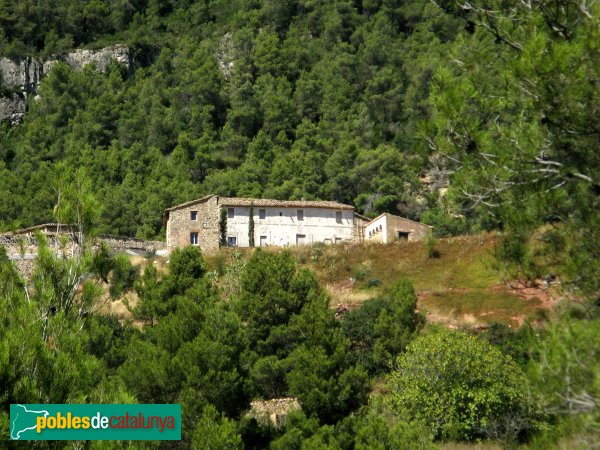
[219,208,227,247]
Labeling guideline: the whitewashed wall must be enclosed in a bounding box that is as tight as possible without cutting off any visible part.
[365,215,387,243]
[224,206,354,247]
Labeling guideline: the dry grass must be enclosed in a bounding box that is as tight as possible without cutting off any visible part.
[95,254,167,327]
[419,289,545,329]
[289,233,554,328]
[439,443,503,450]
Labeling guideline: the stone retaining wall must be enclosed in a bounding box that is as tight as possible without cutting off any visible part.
[98,235,165,253]
[1,233,166,279]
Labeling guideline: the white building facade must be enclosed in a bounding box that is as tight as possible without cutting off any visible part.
[163,196,431,254]
[164,195,358,253]
[225,205,355,248]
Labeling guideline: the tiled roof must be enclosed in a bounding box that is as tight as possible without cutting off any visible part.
[164,194,215,212]
[218,197,354,210]
[164,195,354,213]
[365,213,432,228]
[353,212,370,222]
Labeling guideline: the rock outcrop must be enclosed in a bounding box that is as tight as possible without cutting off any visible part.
[246,398,301,428]
[0,44,130,124]
[216,33,234,78]
[0,94,27,125]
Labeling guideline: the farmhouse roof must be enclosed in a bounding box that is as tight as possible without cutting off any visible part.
[218,196,354,210]
[353,211,370,222]
[163,194,215,213]
[365,212,432,228]
[164,195,354,216]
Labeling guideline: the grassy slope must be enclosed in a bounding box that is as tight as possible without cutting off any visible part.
[231,232,554,329]
[112,233,553,329]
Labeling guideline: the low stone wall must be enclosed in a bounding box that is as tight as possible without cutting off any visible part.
[98,235,165,253]
[1,233,78,257]
[1,233,166,278]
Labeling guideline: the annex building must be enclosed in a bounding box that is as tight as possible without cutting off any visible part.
[164,195,432,253]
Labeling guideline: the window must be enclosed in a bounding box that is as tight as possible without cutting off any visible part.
[259,209,266,219]
[190,232,199,246]
[398,231,410,240]
[228,208,234,219]
[190,211,197,221]
[279,212,282,217]
[227,236,237,246]
[297,210,304,221]
[335,211,342,223]
[260,235,267,247]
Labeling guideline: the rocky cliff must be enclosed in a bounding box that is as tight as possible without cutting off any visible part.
[0,44,130,124]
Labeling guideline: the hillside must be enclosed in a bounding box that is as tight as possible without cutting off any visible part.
[1,1,599,448]
[0,1,463,238]
[203,233,556,329]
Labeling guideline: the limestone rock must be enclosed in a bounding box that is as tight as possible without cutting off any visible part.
[0,44,130,124]
[216,33,234,78]
[0,94,26,125]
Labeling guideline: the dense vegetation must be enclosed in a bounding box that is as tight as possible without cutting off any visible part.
[2,0,597,301]
[1,0,599,448]
[2,226,599,448]
[0,0,463,238]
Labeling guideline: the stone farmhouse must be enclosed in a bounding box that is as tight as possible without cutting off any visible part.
[164,195,431,253]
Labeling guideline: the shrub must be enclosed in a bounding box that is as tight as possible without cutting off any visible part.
[109,254,138,299]
[425,232,440,258]
[342,279,423,374]
[386,328,536,442]
[354,263,373,282]
[421,208,468,237]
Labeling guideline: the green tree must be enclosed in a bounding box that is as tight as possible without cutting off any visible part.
[528,319,600,432]
[248,203,255,247]
[429,0,600,300]
[342,279,423,374]
[237,251,369,423]
[220,207,228,247]
[386,328,536,441]
[192,405,243,450]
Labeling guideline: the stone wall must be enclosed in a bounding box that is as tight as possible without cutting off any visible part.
[98,235,165,253]
[247,398,301,428]
[353,215,368,243]
[385,215,431,242]
[166,196,220,253]
[1,232,166,279]
[1,233,78,258]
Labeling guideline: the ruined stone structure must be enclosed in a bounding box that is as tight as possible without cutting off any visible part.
[1,223,165,278]
[247,397,301,428]
[165,195,431,253]
[364,212,432,243]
